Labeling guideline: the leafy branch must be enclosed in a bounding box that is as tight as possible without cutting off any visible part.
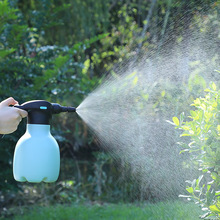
[174,82,220,219]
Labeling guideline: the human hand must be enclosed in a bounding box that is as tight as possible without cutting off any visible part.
[0,97,28,134]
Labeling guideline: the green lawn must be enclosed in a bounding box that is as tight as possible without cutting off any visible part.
[8,201,203,220]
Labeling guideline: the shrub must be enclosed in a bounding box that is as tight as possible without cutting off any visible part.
[174,82,220,219]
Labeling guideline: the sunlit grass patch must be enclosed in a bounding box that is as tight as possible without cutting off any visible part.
[11,201,202,220]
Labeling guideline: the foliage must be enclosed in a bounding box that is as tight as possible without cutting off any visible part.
[0,0,106,191]
[175,82,220,219]
[0,0,219,212]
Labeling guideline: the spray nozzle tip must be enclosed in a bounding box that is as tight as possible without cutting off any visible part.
[60,106,76,112]
[66,107,76,112]
[52,103,76,114]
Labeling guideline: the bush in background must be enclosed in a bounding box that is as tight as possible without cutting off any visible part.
[175,82,220,219]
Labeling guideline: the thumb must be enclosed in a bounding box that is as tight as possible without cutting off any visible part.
[1,97,18,106]
[17,109,28,118]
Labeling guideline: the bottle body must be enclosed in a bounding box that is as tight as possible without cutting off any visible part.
[13,124,60,183]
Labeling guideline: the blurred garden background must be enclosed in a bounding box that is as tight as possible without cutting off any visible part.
[0,0,220,219]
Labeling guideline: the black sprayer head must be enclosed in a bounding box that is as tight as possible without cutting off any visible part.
[15,100,76,125]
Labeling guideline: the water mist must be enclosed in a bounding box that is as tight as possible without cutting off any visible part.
[76,8,219,201]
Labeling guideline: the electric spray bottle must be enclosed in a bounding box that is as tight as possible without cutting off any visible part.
[13,100,76,183]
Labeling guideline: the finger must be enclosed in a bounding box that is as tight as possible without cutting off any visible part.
[1,97,18,106]
[0,123,18,134]
[17,109,28,118]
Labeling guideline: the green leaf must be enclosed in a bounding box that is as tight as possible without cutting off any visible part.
[209,205,220,213]
[133,76,138,86]
[196,175,203,186]
[172,117,179,126]
[207,184,211,192]
[0,48,16,59]
[211,82,217,91]
[126,71,137,79]
[178,194,192,198]
[188,73,206,92]
[180,133,193,137]
[180,112,185,124]
[215,191,220,196]
[186,186,194,194]
[54,55,69,69]
[161,90,166,97]
[82,59,90,75]
[141,93,149,101]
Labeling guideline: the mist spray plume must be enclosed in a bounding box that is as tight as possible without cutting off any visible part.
[75,6,219,200]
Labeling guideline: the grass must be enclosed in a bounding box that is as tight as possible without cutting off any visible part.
[8,201,202,220]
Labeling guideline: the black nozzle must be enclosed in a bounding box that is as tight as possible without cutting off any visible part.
[51,103,76,114]
[15,100,76,125]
